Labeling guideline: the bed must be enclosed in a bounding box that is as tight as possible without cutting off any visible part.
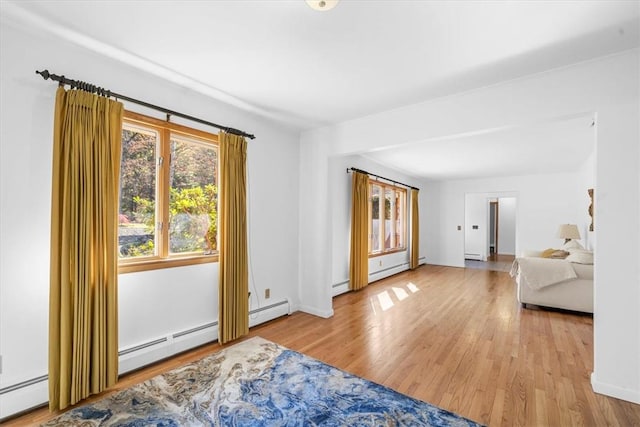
[510,255,593,313]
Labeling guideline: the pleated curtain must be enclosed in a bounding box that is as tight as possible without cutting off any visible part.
[49,87,122,410]
[410,188,420,270]
[349,171,370,290]
[218,132,249,344]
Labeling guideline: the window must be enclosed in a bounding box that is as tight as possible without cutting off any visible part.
[368,180,406,256]
[118,111,218,273]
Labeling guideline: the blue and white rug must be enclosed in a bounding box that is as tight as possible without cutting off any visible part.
[43,337,483,426]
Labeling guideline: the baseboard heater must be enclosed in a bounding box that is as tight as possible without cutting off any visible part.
[333,257,427,289]
[0,299,289,396]
[250,299,289,315]
[119,337,169,357]
[0,375,48,396]
[332,279,349,289]
[172,321,218,340]
[369,262,408,276]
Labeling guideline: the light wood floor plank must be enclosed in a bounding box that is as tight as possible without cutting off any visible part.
[4,264,640,426]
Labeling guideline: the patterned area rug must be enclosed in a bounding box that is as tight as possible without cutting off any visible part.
[43,337,483,426]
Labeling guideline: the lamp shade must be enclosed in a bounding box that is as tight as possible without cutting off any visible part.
[556,224,581,240]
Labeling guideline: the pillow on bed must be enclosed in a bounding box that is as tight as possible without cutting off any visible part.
[551,250,570,259]
[541,248,569,259]
[566,249,593,264]
[540,248,556,258]
[563,240,584,250]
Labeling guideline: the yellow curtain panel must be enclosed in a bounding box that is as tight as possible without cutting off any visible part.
[349,172,370,290]
[49,87,122,410]
[410,188,420,269]
[218,132,249,344]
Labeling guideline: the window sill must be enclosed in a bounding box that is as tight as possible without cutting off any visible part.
[118,254,218,274]
[368,248,407,258]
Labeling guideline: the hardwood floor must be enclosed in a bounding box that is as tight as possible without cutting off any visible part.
[6,264,640,426]
[465,254,515,272]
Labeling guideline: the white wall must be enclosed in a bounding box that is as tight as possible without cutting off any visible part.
[464,194,517,261]
[431,172,586,267]
[464,194,517,260]
[328,154,425,296]
[0,23,301,417]
[464,193,491,261]
[300,50,640,403]
[577,150,597,251]
[498,197,516,255]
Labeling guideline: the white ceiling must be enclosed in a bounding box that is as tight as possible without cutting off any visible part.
[3,0,638,180]
[362,114,596,181]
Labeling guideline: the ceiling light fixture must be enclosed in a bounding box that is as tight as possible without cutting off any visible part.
[306,0,339,11]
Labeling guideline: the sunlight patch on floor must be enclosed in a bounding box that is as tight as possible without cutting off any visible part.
[377,291,394,311]
[406,282,419,293]
[371,282,421,313]
[392,287,409,301]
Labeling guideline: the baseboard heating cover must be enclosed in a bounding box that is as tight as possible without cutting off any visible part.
[333,257,427,297]
[332,279,349,289]
[119,298,290,372]
[0,374,48,396]
[249,299,290,327]
[172,321,218,340]
[369,256,426,278]
[0,299,290,420]
[119,337,168,357]
[369,262,409,276]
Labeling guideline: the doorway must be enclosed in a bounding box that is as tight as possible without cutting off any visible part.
[489,197,516,258]
[464,193,517,271]
[489,200,499,255]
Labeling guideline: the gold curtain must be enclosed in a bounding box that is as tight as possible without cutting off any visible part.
[49,87,122,410]
[218,132,249,344]
[349,172,370,290]
[410,188,420,269]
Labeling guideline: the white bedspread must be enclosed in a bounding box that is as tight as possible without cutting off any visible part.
[510,257,578,290]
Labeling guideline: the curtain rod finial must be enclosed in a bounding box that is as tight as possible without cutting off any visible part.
[36,69,50,80]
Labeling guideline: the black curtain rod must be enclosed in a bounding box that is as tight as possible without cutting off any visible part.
[347,167,419,190]
[35,70,255,140]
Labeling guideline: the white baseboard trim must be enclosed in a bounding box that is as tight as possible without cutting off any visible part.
[298,304,334,318]
[591,372,640,404]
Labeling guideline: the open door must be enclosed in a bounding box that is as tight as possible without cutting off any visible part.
[488,197,516,257]
[489,200,498,255]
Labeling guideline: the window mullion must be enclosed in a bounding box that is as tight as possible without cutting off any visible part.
[159,128,171,259]
[390,188,396,249]
[402,191,406,248]
[378,186,384,253]
[368,184,373,254]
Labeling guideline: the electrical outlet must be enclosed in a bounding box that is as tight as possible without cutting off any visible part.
[379,260,382,267]
[265,288,270,299]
